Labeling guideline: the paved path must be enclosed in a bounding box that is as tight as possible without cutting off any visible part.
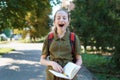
[0,42,97,80]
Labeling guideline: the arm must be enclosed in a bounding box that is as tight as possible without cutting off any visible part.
[74,35,82,66]
[75,54,82,66]
[40,36,55,68]
[40,54,53,66]
[40,54,64,73]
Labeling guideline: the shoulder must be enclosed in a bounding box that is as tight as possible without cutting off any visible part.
[48,31,54,40]
[44,31,54,41]
[70,32,79,39]
[70,32,80,42]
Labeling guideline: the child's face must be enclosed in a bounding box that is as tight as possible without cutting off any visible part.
[54,10,69,31]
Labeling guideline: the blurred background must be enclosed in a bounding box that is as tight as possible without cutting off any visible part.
[0,0,120,80]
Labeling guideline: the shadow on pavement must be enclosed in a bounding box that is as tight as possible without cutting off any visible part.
[0,49,97,80]
[0,50,46,80]
[2,50,42,61]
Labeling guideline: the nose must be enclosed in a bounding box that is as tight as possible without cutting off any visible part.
[59,20,64,24]
[60,18,64,21]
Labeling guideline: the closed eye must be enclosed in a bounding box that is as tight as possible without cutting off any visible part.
[57,17,60,20]
[63,17,66,20]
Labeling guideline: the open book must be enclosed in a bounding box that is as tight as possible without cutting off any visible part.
[49,62,81,79]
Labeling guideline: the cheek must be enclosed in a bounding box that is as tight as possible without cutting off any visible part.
[65,21,69,26]
[54,21,58,26]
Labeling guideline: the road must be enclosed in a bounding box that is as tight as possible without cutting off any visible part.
[0,42,46,80]
[0,42,97,80]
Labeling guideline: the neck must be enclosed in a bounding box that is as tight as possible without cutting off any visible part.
[57,29,66,38]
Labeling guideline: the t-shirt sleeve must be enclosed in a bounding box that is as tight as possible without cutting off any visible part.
[75,35,81,55]
[41,36,48,56]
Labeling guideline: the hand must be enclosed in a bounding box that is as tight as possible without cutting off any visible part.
[50,61,63,73]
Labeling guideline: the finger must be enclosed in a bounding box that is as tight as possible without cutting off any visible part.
[57,66,63,73]
[53,65,61,72]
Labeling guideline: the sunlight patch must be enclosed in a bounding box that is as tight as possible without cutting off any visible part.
[16,60,40,65]
[0,58,14,67]
[9,65,20,71]
[9,51,24,54]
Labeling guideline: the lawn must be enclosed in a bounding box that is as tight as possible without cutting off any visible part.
[0,48,15,55]
[81,53,120,80]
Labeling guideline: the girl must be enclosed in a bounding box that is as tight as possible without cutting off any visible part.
[40,9,82,80]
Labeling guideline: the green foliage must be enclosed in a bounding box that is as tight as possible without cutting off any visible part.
[70,0,120,69]
[0,0,53,39]
[112,40,120,69]
[82,53,120,80]
[82,53,110,67]
[95,73,120,80]
[24,0,52,38]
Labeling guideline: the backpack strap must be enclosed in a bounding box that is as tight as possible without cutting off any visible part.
[47,32,54,56]
[70,32,76,63]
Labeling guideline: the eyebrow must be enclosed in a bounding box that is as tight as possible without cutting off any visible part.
[56,15,67,17]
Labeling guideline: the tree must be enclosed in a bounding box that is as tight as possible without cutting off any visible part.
[0,0,52,39]
[24,0,52,40]
[70,0,120,69]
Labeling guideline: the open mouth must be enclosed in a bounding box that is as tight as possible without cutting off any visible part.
[59,24,64,27]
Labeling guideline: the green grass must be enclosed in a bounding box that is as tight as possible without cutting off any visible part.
[94,73,120,80]
[81,53,120,80]
[82,53,109,67]
[0,48,15,55]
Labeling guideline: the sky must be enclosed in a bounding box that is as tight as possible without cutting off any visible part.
[52,4,61,17]
[50,0,62,19]
[50,0,72,19]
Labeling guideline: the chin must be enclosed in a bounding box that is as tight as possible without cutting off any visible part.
[60,27,67,31]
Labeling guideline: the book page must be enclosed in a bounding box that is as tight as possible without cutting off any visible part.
[70,66,80,78]
[64,62,76,77]
[49,62,81,79]
[49,70,70,79]
[64,62,81,79]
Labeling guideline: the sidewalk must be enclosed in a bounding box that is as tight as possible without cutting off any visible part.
[78,66,97,80]
[0,43,97,80]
